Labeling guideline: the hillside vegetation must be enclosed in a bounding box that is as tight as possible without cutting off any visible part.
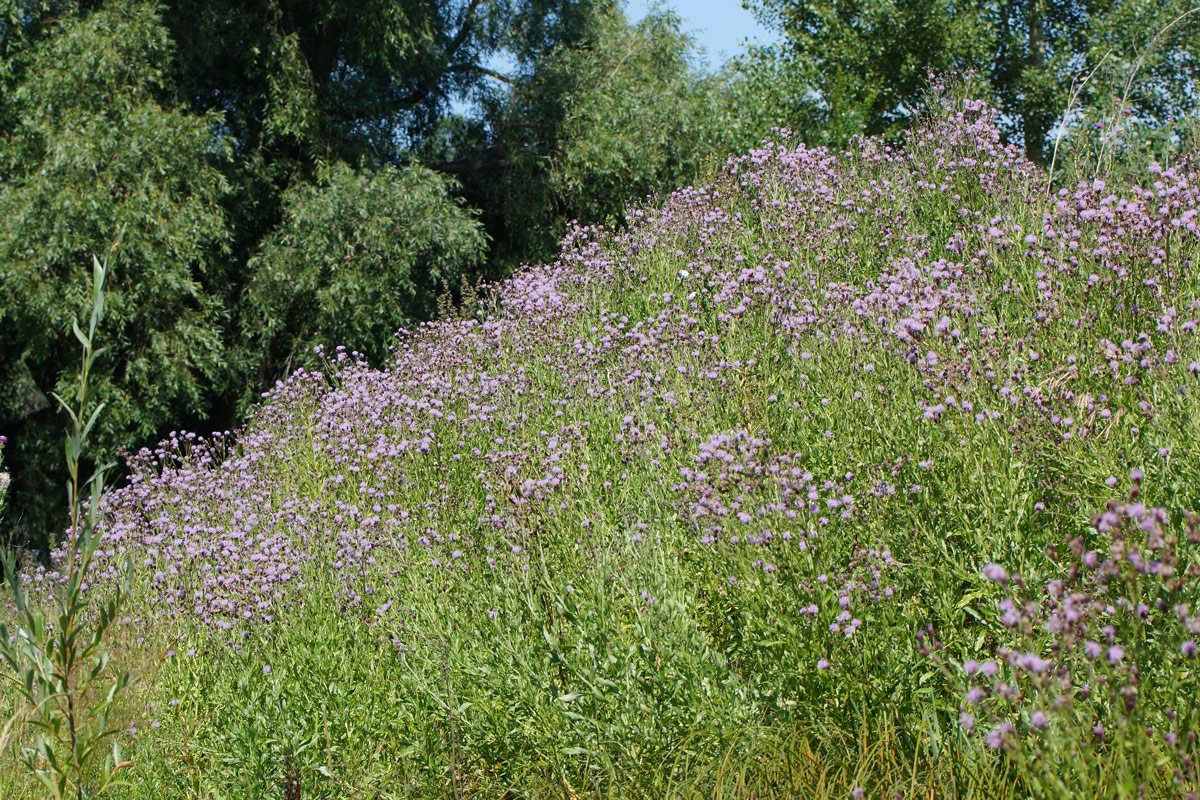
[4,99,1200,798]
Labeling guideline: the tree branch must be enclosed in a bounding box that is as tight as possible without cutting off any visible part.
[396,0,492,106]
[447,63,517,85]
[446,0,486,59]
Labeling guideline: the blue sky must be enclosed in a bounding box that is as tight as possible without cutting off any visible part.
[625,1,778,66]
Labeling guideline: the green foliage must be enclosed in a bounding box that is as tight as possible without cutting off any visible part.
[738,0,991,146]
[445,4,728,265]
[743,0,1200,161]
[0,0,728,551]
[161,0,501,162]
[704,44,826,155]
[0,1,230,547]
[547,12,722,223]
[494,7,719,257]
[242,161,486,396]
[0,256,131,799]
[3,97,1200,797]
[3,0,1193,566]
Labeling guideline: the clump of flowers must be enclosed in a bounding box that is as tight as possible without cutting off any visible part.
[6,95,1199,796]
[931,472,1200,795]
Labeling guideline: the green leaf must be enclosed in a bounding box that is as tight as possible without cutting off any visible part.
[72,318,88,348]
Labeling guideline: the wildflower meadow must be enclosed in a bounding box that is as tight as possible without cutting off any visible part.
[3,98,1199,798]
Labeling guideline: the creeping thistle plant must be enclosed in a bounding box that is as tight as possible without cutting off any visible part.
[0,255,132,799]
[926,471,1200,797]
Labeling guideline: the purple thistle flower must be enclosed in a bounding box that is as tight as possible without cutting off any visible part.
[985,723,1013,750]
[1016,652,1051,674]
[981,564,1008,583]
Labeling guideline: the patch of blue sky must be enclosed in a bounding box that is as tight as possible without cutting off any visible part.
[628,0,779,69]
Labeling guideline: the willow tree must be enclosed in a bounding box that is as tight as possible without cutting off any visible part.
[742,0,1200,162]
[0,0,727,549]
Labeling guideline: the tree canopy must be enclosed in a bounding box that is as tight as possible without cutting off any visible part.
[0,0,726,548]
[742,0,1200,161]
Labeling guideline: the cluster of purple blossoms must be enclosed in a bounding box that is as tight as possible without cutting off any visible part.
[5,99,1195,796]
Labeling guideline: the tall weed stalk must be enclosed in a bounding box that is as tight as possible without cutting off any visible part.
[0,434,9,523]
[0,255,132,799]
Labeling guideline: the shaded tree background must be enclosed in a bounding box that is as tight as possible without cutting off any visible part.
[444,6,726,262]
[0,3,232,548]
[0,0,730,549]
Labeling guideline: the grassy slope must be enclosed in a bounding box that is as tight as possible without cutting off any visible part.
[4,100,1200,798]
